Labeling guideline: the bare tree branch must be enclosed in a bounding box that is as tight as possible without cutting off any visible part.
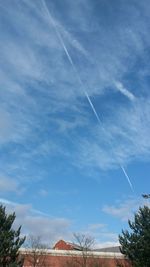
[24,235,50,267]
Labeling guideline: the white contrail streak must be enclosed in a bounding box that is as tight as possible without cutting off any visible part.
[121,166,134,192]
[58,23,89,58]
[41,0,134,192]
[42,0,103,125]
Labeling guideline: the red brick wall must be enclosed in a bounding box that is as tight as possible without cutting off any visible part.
[23,252,131,267]
[54,240,75,250]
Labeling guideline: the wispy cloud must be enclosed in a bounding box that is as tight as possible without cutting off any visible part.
[0,176,20,193]
[1,0,150,247]
[0,0,150,229]
[114,81,135,101]
[0,0,150,179]
[102,197,148,221]
[76,223,119,248]
[0,198,48,217]
[74,98,150,171]
[0,198,72,245]
[39,189,48,197]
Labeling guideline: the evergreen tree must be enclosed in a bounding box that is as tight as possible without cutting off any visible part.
[0,205,25,267]
[119,205,150,267]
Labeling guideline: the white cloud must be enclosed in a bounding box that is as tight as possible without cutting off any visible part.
[0,176,20,193]
[102,197,147,221]
[39,189,48,197]
[51,116,88,133]
[0,198,72,246]
[74,98,150,172]
[75,223,119,249]
[88,223,106,231]
[0,0,150,179]
[23,216,71,245]
[1,0,149,103]
[0,109,15,143]
[114,81,135,101]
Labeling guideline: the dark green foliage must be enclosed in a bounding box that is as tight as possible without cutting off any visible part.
[0,205,25,267]
[119,205,150,267]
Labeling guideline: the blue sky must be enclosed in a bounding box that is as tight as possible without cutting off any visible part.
[0,0,150,247]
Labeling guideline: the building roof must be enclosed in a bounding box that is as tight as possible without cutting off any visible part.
[53,239,82,251]
[20,247,124,259]
[54,240,121,254]
[94,246,121,253]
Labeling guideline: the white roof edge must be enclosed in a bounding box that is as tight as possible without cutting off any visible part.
[19,248,124,259]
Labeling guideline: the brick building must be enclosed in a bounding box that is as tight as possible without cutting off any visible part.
[20,239,131,267]
[53,239,83,251]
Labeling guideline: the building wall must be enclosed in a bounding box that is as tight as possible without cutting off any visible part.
[21,249,131,267]
[54,240,75,250]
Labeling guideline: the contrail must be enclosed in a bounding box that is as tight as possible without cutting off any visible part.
[41,0,103,125]
[58,23,89,58]
[41,0,134,192]
[120,166,134,192]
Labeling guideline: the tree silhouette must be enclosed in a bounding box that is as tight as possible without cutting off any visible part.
[119,205,150,267]
[0,205,25,267]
